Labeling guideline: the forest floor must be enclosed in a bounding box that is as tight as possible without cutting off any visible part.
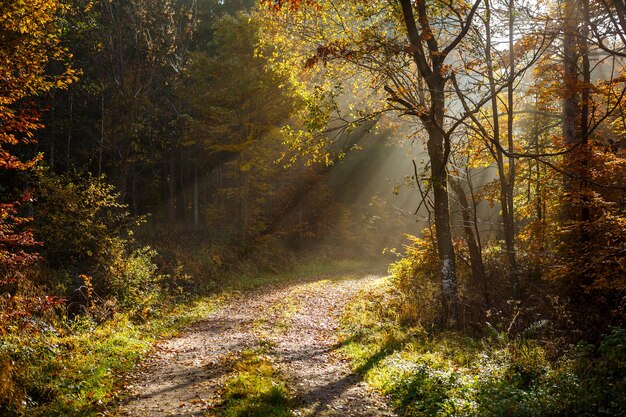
[118,272,396,417]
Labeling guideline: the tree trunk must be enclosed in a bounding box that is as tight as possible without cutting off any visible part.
[485,0,517,296]
[50,103,55,171]
[241,170,250,239]
[193,161,200,228]
[178,146,187,223]
[132,171,138,217]
[563,0,579,214]
[507,0,519,297]
[99,93,104,176]
[450,177,487,305]
[427,86,459,327]
[398,0,462,327]
[168,149,177,226]
[118,160,128,204]
[67,91,73,166]
[580,0,591,238]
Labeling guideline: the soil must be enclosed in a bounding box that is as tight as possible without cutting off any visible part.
[118,273,396,417]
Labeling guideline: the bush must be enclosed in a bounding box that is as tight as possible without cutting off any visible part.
[34,170,138,266]
[107,244,163,314]
[388,231,441,325]
[32,169,163,316]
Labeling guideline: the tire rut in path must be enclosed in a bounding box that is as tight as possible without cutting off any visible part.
[119,274,395,417]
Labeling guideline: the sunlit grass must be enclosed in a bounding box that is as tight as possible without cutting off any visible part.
[216,345,295,417]
[339,277,626,417]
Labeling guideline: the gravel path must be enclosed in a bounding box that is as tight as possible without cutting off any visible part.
[119,273,395,417]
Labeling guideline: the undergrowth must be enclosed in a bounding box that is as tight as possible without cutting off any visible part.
[339,277,626,417]
[0,296,223,416]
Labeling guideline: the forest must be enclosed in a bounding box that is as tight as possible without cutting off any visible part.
[1,0,625,416]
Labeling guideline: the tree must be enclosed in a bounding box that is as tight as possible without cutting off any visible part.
[262,0,517,325]
[42,0,198,221]
[554,0,626,307]
[393,0,484,325]
[454,0,551,297]
[177,12,297,238]
[0,0,75,283]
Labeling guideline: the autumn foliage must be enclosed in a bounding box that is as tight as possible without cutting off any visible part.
[0,1,74,290]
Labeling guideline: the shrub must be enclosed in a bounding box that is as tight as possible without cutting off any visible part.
[388,231,441,325]
[32,169,164,316]
[106,244,163,314]
[34,170,138,270]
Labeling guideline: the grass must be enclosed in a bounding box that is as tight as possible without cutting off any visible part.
[0,295,225,416]
[212,343,295,417]
[1,258,375,416]
[223,258,383,291]
[338,276,626,417]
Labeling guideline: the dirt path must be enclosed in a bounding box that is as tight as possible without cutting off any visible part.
[119,273,395,417]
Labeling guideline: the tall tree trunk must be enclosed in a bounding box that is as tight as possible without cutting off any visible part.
[563,0,579,216]
[534,90,543,222]
[450,176,487,305]
[118,161,128,204]
[427,86,459,327]
[193,161,200,228]
[50,102,55,171]
[397,0,467,327]
[486,0,517,296]
[178,146,187,222]
[99,93,104,176]
[132,171,138,217]
[241,169,250,239]
[67,91,73,166]
[507,0,519,297]
[168,149,177,226]
[562,0,591,236]
[580,0,591,238]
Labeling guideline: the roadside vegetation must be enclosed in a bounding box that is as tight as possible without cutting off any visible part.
[1,254,370,417]
[340,276,626,417]
[0,298,220,416]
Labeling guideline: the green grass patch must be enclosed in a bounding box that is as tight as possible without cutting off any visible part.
[217,344,295,417]
[339,276,626,417]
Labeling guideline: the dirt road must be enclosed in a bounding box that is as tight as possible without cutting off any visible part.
[119,273,395,417]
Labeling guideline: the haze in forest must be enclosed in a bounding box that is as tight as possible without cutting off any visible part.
[1,0,625,416]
